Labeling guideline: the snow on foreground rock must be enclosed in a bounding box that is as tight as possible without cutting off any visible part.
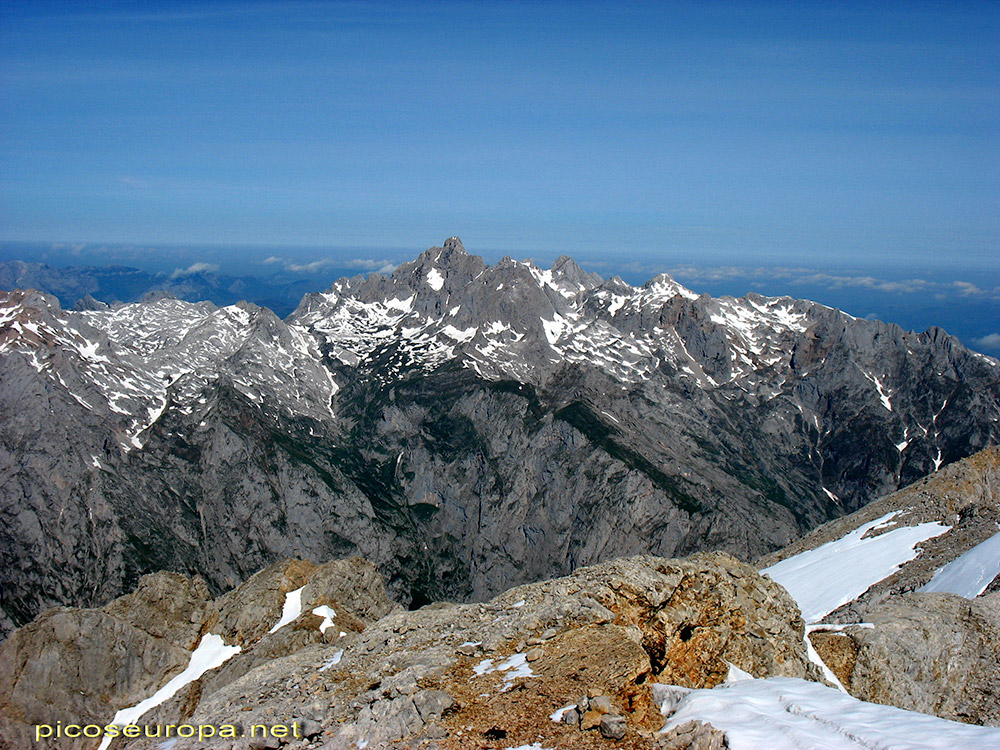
[919,529,1000,598]
[98,553,815,750]
[755,448,1000,728]
[760,511,951,623]
[656,676,1000,750]
[95,634,240,750]
[5,546,1000,749]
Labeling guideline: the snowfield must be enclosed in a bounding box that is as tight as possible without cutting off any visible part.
[919,529,1000,598]
[656,676,1000,750]
[96,634,241,750]
[761,512,951,622]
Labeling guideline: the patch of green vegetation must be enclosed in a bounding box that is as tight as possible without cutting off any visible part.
[269,429,342,494]
[555,401,703,514]
[725,460,806,525]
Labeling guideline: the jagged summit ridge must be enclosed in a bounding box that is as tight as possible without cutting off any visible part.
[292,236,813,388]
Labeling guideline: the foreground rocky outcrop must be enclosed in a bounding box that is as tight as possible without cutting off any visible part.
[0,558,397,750]
[6,519,1000,749]
[1,553,813,750]
[6,451,1000,749]
[758,447,1000,727]
[809,592,1000,727]
[150,553,813,750]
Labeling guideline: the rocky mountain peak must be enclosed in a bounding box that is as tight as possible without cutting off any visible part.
[72,293,110,311]
[139,289,179,303]
[644,272,698,300]
[551,253,602,290]
[441,235,466,255]
[1,287,61,313]
[394,236,488,295]
[416,235,471,268]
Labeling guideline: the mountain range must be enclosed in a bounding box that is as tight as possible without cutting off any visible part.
[2,237,998,639]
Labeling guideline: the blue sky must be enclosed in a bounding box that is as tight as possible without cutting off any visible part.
[1,1,998,350]
[2,1,997,265]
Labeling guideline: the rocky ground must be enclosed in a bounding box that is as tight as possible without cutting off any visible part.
[2,553,813,750]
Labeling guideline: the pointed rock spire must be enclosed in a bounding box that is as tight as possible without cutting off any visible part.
[551,255,602,289]
[442,236,466,256]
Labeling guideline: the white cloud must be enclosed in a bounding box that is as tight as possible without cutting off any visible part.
[284,259,337,273]
[954,281,984,296]
[668,265,805,282]
[169,262,219,279]
[50,242,87,252]
[798,273,931,294]
[971,333,1000,351]
[669,265,946,296]
[952,281,1000,300]
[342,258,397,274]
[276,257,397,274]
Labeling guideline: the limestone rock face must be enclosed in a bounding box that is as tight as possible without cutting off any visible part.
[301,556,402,625]
[197,557,399,700]
[209,558,318,647]
[0,608,191,750]
[6,545,996,750]
[0,556,398,750]
[809,592,1000,726]
[101,571,211,649]
[756,449,1000,727]
[0,571,212,748]
[505,553,811,690]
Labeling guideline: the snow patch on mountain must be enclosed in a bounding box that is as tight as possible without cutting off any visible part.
[268,587,305,634]
[96,634,241,750]
[425,267,444,292]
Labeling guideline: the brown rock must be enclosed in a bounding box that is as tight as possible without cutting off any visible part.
[809,630,858,687]
[589,695,613,714]
[209,558,318,646]
[580,709,603,730]
[102,571,211,649]
[533,623,659,730]
[524,647,544,662]
[658,719,729,749]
